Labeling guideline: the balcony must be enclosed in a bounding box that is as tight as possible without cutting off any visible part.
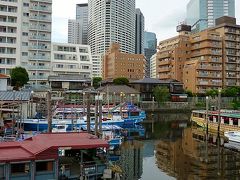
[158,52,171,59]
[198,81,208,85]
[29,16,51,22]
[29,25,51,32]
[158,60,171,66]
[29,45,51,51]
[31,0,52,3]
[30,6,51,12]
[29,75,48,80]
[29,36,51,41]
[29,55,50,61]
[28,65,50,70]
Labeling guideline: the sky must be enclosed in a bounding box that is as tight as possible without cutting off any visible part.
[52,0,240,43]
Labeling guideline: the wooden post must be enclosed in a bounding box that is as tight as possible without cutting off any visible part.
[95,94,99,136]
[47,91,52,133]
[86,92,91,133]
[99,98,102,135]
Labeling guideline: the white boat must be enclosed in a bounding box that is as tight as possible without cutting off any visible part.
[224,131,240,143]
[52,122,69,133]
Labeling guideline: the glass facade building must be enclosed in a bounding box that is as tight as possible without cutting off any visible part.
[144,32,157,77]
[186,0,235,32]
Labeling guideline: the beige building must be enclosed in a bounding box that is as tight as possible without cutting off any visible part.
[211,16,240,87]
[156,17,240,94]
[183,30,223,93]
[157,26,191,82]
[103,43,146,80]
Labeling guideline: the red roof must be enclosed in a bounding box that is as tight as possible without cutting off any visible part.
[0,132,108,162]
[0,74,10,79]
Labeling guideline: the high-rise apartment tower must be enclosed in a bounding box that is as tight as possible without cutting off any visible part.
[88,0,136,54]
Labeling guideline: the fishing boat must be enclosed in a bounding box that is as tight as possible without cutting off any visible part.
[224,131,240,143]
[21,103,146,132]
[191,110,240,133]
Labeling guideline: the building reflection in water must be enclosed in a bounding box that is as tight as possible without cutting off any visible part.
[117,141,143,180]
[155,127,240,179]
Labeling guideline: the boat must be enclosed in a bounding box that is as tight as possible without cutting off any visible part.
[191,110,240,133]
[20,103,146,132]
[52,122,69,133]
[224,131,240,143]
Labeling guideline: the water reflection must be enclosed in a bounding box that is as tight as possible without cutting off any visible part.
[114,118,240,179]
[154,121,240,179]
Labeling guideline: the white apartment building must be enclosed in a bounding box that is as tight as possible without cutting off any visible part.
[150,53,157,78]
[51,43,93,78]
[91,54,102,77]
[88,0,136,55]
[0,0,52,85]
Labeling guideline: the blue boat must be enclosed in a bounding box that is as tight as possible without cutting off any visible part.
[20,103,146,132]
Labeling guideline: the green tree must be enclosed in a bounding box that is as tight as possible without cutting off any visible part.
[92,77,102,89]
[206,89,218,98]
[185,90,194,97]
[222,87,238,97]
[113,77,129,85]
[153,86,170,104]
[10,66,29,90]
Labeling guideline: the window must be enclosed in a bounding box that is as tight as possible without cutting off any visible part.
[22,52,28,56]
[11,163,30,175]
[23,3,29,7]
[36,161,53,172]
[22,32,28,36]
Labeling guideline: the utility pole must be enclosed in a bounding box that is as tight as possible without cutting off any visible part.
[86,92,91,133]
[47,91,52,133]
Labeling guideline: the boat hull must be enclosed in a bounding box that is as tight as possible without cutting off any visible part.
[21,117,144,132]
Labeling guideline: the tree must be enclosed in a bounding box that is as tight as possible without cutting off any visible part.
[222,87,238,97]
[113,77,129,85]
[206,89,218,98]
[92,77,102,89]
[153,86,170,104]
[10,66,29,90]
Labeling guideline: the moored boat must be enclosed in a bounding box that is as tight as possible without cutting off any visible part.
[19,103,146,132]
[224,131,240,143]
[191,110,240,133]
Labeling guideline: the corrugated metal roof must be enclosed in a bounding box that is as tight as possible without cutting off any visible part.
[0,91,32,101]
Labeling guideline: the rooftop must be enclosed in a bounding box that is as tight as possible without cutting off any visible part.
[97,85,140,94]
[0,133,108,162]
[0,91,32,101]
[0,74,10,79]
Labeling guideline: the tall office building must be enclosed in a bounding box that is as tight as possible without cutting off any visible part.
[88,0,136,55]
[76,3,88,45]
[0,0,52,85]
[68,3,88,45]
[144,31,157,77]
[135,8,144,54]
[186,0,235,32]
[68,20,82,44]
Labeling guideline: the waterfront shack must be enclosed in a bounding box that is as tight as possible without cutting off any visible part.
[0,132,109,179]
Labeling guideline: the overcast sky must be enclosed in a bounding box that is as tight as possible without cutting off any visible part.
[52,0,240,43]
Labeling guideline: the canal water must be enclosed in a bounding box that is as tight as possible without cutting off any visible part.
[113,113,240,180]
